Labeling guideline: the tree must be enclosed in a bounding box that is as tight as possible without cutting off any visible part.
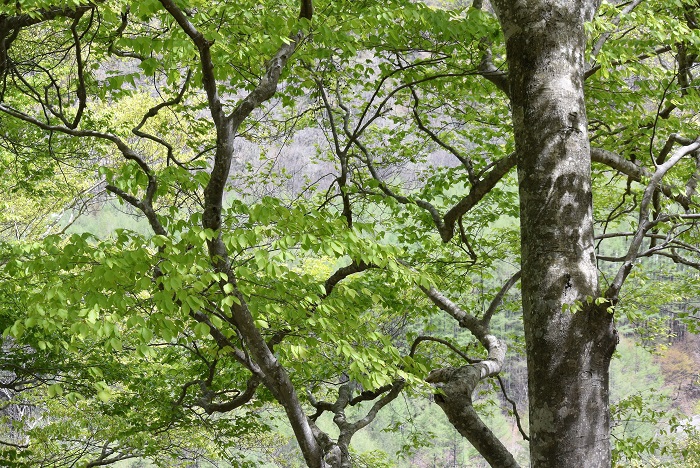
[0,0,698,467]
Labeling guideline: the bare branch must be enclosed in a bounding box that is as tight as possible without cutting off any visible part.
[606,137,700,300]
[591,146,691,209]
[481,270,521,326]
[409,335,479,363]
[497,375,529,441]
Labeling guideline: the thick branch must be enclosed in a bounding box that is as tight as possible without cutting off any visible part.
[158,0,224,127]
[421,286,486,339]
[442,152,517,242]
[323,261,372,298]
[481,270,521,326]
[410,335,478,363]
[478,48,510,97]
[200,376,260,414]
[69,11,88,129]
[426,362,517,467]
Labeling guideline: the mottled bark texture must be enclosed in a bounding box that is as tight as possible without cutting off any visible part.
[492,1,618,466]
[427,357,519,468]
[422,279,521,467]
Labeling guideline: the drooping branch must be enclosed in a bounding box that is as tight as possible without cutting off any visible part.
[0,103,166,235]
[266,259,376,350]
[132,69,192,166]
[358,147,517,243]
[497,375,529,441]
[356,136,449,235]
[410,335,479,363]
[198,376,261,414]
[107,9,146,60]
[84,442,137,468]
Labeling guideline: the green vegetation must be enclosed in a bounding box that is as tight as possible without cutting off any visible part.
[0,0,699,466]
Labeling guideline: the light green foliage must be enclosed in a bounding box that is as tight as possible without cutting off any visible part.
[0,0,698,466]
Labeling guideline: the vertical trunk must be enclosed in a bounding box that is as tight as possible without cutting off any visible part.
[493,1,618,466]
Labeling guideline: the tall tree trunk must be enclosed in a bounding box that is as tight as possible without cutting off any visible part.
[493,1,618,466]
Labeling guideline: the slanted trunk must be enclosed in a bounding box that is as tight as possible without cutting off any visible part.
[493,1,618,466]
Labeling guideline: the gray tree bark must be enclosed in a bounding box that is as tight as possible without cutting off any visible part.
[492,0,619,466]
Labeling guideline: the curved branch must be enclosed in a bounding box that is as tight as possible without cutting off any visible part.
[0,103,166,235]
[497,375,529,441]
[200,376,260,414]
[409,335,479,363]
[323,260,372,298]
[605,137,700,300]
[591,147,691,209]
[132,69,192,165]
[421,286,486,339]
[426,359,517,468]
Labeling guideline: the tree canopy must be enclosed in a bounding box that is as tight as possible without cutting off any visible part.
[0,0,699,467]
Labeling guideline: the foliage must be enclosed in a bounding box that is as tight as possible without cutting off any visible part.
[0,0,698,466]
